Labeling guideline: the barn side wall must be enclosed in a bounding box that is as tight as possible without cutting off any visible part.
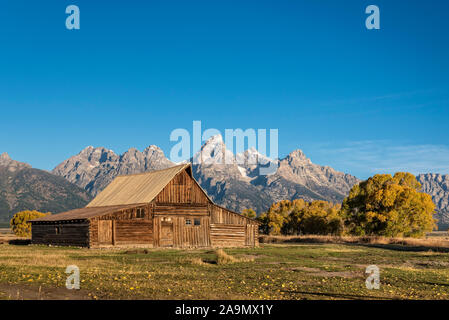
[153,204,210,248]
[89,205,153,247]
[31,221,90,247]
[210,205,259,247]
[155,170,209,204]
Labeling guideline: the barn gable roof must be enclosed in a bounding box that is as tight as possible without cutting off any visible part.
[30,204,138,222]
[86,163,197,207]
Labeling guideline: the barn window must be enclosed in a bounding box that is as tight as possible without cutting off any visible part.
[55,226,61,235]
[194,218,201,226]
[185,219,192,226]
[136,208,145,218]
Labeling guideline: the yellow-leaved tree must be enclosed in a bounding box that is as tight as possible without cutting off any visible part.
[10,210,51,238]
[341,172,436,238]
[258,199,343,235]
[283,200,343,235]
[300,201,343,235]
[257,200,299,235]
[241,208,257,219]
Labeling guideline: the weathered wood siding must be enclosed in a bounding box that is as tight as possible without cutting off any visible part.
[90,219,98,247]
[245,224,259,246]
[153,214,211,248]
[114,220,153,245]
[154,204,208,216]
[32,221,90,247]
[155,170,209,204]
[211,205,247,225]
[210,205,259,247]
[89,205,153,247]
[210,224,246,247]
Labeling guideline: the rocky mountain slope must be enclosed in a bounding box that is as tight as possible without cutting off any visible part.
[52,135,360,214]
[191,135,360,212]
[417,174,449,229]
[52,145,174,196]
[0,153,92,223]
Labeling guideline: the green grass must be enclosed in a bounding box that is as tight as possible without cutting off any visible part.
[0,243,448,300]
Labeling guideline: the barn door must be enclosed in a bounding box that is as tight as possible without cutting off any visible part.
[245,224,255,246]
[160,221,174,247]
[98,220,113,245]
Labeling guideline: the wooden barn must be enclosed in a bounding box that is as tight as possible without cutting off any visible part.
[30,164,259,248]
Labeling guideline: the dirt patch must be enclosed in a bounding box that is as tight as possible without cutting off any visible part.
[123,249,151,255]
[0,282,92,300]
[415,261,449,268]
[287,266,358,278]
[324,248,364,253]
[289,266,321,273]
[312,271,359,278]
[238,254,259,261]
[417,250,446,257]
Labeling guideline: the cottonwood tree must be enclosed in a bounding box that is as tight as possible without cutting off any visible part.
[258,199,343,236]
[241,208,257,219]
[341,172,436,238]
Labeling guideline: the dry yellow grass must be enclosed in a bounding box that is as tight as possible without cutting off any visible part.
[0,246,117,269]
[0,243,448,300]
[259,234,449,250]
[186,257,208,266]
[215,249,254,264]
[215,249,238,264]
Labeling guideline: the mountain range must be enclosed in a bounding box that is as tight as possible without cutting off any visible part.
[52,135,360,214]
[417,174,449,230]
[0,153,92,223]
[1,136,448,230]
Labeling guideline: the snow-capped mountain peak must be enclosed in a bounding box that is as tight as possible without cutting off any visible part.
[192,134,235,165]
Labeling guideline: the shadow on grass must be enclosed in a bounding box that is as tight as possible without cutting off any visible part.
[355,243,449,253]
[414,280,449,287]
[282,289,394,300]
[261,236,449,253]
[8,239,31,245]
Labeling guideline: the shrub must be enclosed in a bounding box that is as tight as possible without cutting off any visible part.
[10,210,51,237]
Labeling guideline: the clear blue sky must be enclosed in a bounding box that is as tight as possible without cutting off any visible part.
[0,0,448,179]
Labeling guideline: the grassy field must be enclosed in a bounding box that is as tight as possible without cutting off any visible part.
[0,240,448,300]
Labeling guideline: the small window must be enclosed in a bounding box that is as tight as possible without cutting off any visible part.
[185,219,192,226]
[194,218,201,226]
[55,226,61,235]
[136,208,145,218]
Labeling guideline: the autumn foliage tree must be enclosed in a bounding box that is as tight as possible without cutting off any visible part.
[258,199,343,235]
[241,208,257,219]
[10,210,51,238]
[297,201,343,235]
[341,172,436,238]
[257,200,299,235]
